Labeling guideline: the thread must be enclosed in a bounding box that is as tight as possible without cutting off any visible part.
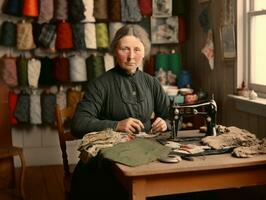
[27,58,41,88]
[55,21,74,50]
[30,90,42,124]
[69,55,87,82]
[0,21,17,47]
[95,23,109,48]
[84,23,97,49]
[23,0,39,17]
[38,0,54,23]
[17,21,36,50]
[0,57,18,87]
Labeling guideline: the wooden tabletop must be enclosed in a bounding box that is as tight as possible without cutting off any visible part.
[115,153,266,177]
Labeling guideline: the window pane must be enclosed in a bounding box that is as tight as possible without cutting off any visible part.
[254,0,266,10]
[250,15,266,85]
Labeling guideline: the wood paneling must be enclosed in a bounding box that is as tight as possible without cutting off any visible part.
[184,0,266,137]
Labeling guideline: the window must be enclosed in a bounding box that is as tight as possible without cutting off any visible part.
[237,0,266,96]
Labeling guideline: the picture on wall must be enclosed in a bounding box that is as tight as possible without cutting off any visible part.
[152,0,172,17]
[220,24,236,59]
[151,16,179,44]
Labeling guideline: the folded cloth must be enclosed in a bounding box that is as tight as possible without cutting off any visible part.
[100,138,171,167]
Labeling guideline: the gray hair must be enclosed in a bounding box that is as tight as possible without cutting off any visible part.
[109,24,151,59]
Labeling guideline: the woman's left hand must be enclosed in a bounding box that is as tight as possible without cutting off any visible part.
[151,117,167,133]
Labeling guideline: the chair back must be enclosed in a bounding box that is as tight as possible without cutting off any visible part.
[54,104,77,176]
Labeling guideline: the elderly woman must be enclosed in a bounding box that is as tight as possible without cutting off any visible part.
[70,24,170,199]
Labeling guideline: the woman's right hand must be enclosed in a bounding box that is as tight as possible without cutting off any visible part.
[115,118,144,134]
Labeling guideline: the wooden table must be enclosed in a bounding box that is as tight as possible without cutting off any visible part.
[113,153,266,200]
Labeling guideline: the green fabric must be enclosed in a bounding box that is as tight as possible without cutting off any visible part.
[100,138,171,167]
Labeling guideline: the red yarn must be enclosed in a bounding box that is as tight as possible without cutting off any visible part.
[56,21,74,50]
[138,0,152,16]
[8,91,18,125]
[23,0,39,17]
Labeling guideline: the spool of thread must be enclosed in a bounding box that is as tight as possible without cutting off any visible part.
[16,56,28,87]
[68,0,85,22]
[0,21,17,47]
[93,0,108,21]
[0,57,18,87]
[86,54,105,82]
[109,22,124,43]
[30,90,42,124]
[82,0,95,22]
[52,56,70,83]
[55,21,74,50]
[138,0,152,16]
[17,21,36,50]
[14,92,30,123]
[38,0,54,23]
[56,88,67,110]
[8,90,18,125]
[72,23,86,50]
[84,23,97,49]
[69,55,87,82]
[2,0,23,16]
[121,0,142,22]
[39,57,55,86]
[27,58,41,88]
[23,0,39,17]
[108,0,121,21]
[38,23,56,48]
[54,0,68,20]
[41,92,56,125]
[95,23,109,48]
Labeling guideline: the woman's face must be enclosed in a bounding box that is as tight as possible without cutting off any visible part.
[115,35,145,75]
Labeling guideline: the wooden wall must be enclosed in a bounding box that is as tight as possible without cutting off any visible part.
[183,0,266,138]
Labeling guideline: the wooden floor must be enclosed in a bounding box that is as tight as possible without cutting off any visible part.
[0,165,266,200]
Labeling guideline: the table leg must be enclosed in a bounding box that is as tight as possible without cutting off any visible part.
[130,177,146,200]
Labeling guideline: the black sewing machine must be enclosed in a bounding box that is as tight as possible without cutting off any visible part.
[170,99,217,140]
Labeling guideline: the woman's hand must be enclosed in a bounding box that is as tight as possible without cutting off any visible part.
[115,118,144,134]
[151,117,167,133]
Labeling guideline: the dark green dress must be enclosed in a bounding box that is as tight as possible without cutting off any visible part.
[70,66,170,200]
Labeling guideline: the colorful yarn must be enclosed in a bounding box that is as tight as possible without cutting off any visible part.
[108,22,124,44]
[27,58,41,88]
[2,0,23,16]
[30,90,42,124]
[16,56,28,87]
[23,0,39,17]
[108,0,121,21]
[0,21,17,47]
[52,56,70,83]
[72,23,86,50]
[8,90,18,125]
[95,23,109,48]
[68,0,85,22]
[103,53,115,71]
[93,0,108,21]
[38,23,56,48]
[14,91,30,123]
[82,0,95,22]
[121,0,142,22]
[38,0,54,23]
[84,23,97,49]
[138,0,152,16]
[69,55,87,82]
[41,92,56,125]
[0,57,18,87]
[17,21,36,50]
[86,54,105,82]
[54,0,68,20]
[39,57,55,86]
[55,21,73,50]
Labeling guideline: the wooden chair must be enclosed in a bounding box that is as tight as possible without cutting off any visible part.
[54,104,78,197]
[0,146,26,199]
